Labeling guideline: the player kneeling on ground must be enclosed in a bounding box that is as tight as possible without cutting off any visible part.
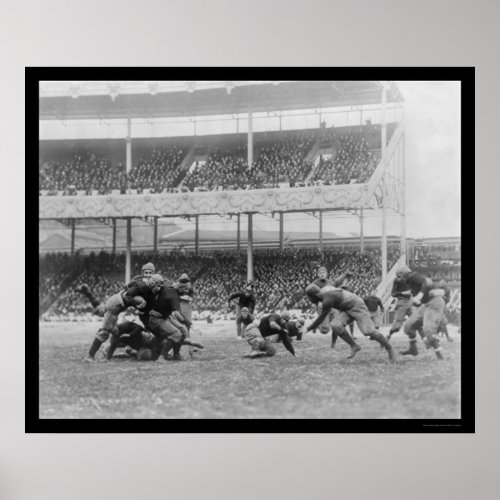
[243,310,295,359]
[303,284,395,362]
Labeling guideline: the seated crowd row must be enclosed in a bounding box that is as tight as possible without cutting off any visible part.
[40,246,400,321]
[39,125,387,195]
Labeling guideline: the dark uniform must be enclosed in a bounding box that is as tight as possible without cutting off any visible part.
[228,290,256,338]
[401,272,447,359]
[104,319,161,360]
[387,276,413,339]
[149,285,201,360]
[312,277,335,334]
[363,294,384,330]
[243,313,295,358]
[86,277,162,361]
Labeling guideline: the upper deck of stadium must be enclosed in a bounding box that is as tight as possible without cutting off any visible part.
[39,81,404,120]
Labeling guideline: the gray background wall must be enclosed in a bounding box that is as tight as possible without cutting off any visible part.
[4,1,494,499]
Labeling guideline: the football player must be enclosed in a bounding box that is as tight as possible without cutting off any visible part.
[228,284,256,339]
[84,274,165,362]
[398,267,449,360]
[148,279,203,361]
[243,310,295,359]
[303,284,395,362]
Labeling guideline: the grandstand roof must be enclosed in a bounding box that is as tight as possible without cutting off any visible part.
[39,81,403,120]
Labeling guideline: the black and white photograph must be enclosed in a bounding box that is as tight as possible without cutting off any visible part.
[31,74,470,428]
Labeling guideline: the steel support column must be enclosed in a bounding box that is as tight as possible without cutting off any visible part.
[237,213,241,253]
[70,219,75,255]
[153,216,158,252]
[248,109,253,169]
[112,218,116,253]
[360,207,364,253]
[126,117,132,174]
[195,215,199,256]
[125,218,132,283]
[381,85,388,280]
[279,212,284,253]
[247,213,254,282]
[400,130,406,263]
[319,211,324,253]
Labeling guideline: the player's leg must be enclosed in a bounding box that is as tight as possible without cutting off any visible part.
[84,294,123,361]
[349,303,394,361]
[387,298,410,341]
[370,310,382,331]
[401,306,424,356]
[104,327,122,360]
[330,312,362,358]
[77,283,101,309]
[423,298,446,360]
[348,321,356,339]
[259,339,277,357]
[439,316,453,342]
[244,324,266,358]
[235,305,243,338]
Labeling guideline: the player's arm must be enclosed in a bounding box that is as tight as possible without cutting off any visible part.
[249,296,256,313]
[332,271,351,288]
[278,329,295,356]
[377,297,384,313]
[227,292,240,303]
[390,279,399,297]
[410,275,428,304]
[268,320,295,355]
[307,299,334,332]
[123,281,147,303]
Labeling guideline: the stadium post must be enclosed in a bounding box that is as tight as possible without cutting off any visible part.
[248,109,253,168]
[381,84,388,280]
[247,213,254,282]
[112,218,116,254]
[400,117,407,264]
[360,207,364,254]
[153,216,158,252]
[279,212,284,253]
[126,116,132,174]
[195,215,199,256]
[125,217,131,284]
[237,213,241,254]
[319,211,324,254]
[70,219,75,255]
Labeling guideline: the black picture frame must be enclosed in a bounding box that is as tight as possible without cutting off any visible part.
[28,67,474,433]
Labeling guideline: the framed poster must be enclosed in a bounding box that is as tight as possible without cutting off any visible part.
[28,68,473,433]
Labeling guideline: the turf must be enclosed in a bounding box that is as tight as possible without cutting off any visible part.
[39,321,461,419]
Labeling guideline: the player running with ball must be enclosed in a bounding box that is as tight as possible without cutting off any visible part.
[303,284,395,362]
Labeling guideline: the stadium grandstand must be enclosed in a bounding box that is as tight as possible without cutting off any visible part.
[39,80,460,325]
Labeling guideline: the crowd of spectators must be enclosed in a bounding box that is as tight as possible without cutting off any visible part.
[39,125,387,195]
[182,146,249,191]
[127,146,188,193]
[248,132,315,188]
[39,253,80,315]
[40,250,208,320]
[39,153,127,195]
[311,128,381,185]
[40,246,400,321]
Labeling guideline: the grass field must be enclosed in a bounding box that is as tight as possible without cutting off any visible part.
[39,321,461,419]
